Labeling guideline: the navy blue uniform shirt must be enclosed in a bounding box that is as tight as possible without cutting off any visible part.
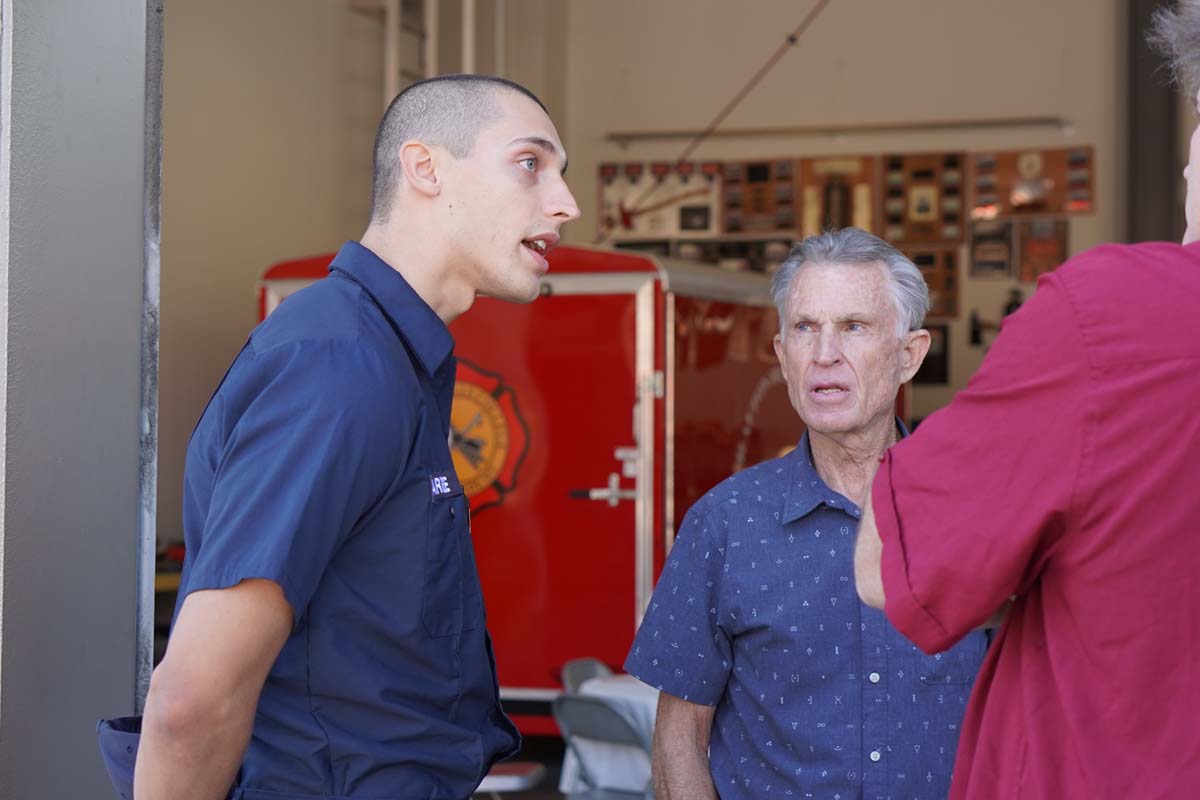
[625,428,988,800]
[177,241,518,800]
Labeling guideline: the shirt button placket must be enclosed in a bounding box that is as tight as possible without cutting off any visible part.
[861,612,888,798]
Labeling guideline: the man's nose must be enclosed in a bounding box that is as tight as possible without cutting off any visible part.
[813,329,842,364]
[548,175,581,222]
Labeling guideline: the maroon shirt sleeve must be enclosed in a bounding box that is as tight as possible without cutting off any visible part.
[874,273,1091,653]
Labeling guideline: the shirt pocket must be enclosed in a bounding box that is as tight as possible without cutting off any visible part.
[422,473,470,639]
[910,632,987,686]
[460,496,485,632]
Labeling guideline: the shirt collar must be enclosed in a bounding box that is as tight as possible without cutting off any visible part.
[782,418,910,524]
[328,240,455,376]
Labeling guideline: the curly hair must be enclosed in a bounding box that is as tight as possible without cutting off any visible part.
[1148,0,1200,98]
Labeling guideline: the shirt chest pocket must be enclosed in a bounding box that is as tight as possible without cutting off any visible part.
[422,473,484,638]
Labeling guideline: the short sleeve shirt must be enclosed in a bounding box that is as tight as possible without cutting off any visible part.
[874,241,1200,799]
[626,428,988,799]
[177,241,518,799]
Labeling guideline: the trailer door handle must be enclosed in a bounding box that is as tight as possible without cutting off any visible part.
[568,472,637,507]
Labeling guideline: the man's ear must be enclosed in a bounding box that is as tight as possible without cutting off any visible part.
[398,141,441,198]
[773,332,787,379]
[898,328,931,384]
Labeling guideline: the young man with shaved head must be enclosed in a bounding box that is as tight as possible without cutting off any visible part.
[853,6,1200,797]
[129,75,579,800]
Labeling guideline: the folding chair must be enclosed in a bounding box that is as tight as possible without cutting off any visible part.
[561,657,613,694]
[552,694,654,799]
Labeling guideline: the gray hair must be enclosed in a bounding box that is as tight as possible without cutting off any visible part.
[771,227,930,337]
[1149,0,1200,99]
[370,74,548,223]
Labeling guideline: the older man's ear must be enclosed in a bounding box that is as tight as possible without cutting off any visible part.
[899,328,932,384]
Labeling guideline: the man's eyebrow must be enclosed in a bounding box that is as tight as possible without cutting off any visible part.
[509,136,568,176]
[789,313,876,323]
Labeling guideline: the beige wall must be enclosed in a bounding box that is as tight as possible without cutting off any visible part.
[158,1,381,546]
[561,0,1128,420]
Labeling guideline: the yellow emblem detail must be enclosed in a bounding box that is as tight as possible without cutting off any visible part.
[450,382,510,496]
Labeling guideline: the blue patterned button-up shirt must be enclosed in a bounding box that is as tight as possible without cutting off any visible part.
[625,428,988,800]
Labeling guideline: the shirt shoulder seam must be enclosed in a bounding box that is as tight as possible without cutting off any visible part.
[1039,273,1099,545]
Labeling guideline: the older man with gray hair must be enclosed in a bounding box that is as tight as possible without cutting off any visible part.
[625,227,989,800]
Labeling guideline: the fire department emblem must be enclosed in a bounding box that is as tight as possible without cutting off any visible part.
[450,360,528,513]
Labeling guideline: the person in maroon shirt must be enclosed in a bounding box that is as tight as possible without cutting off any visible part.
[853,5,1200,798]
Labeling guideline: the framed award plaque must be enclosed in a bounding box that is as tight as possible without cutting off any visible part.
[1018,218,1070,282]
[798,156,878,237]
[969,219,1015,278]
[970,147,1094,220]
[880,152,967,244]
[721,158,799,234]
[913,323,949,385]
[907,246,959,319]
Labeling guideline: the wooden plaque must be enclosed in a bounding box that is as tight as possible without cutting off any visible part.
[907,245,960,319]
[721,158,799,234]
[798,156,879,237]
[1018,218,1070,282]
[880,152,967,244]
[969,220,1015,278]
[913,323,949,385]
[971,147,1094,220]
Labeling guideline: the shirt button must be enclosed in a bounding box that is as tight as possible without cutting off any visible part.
[870,750,882,762]
[868,672,881,684]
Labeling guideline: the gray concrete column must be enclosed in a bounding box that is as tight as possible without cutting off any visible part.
[0,0,160,795]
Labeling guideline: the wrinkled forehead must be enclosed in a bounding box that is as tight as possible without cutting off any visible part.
[783,260,896,318]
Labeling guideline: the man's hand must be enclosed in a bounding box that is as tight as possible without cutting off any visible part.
[135,579,292,800]
[651,692,719,800]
